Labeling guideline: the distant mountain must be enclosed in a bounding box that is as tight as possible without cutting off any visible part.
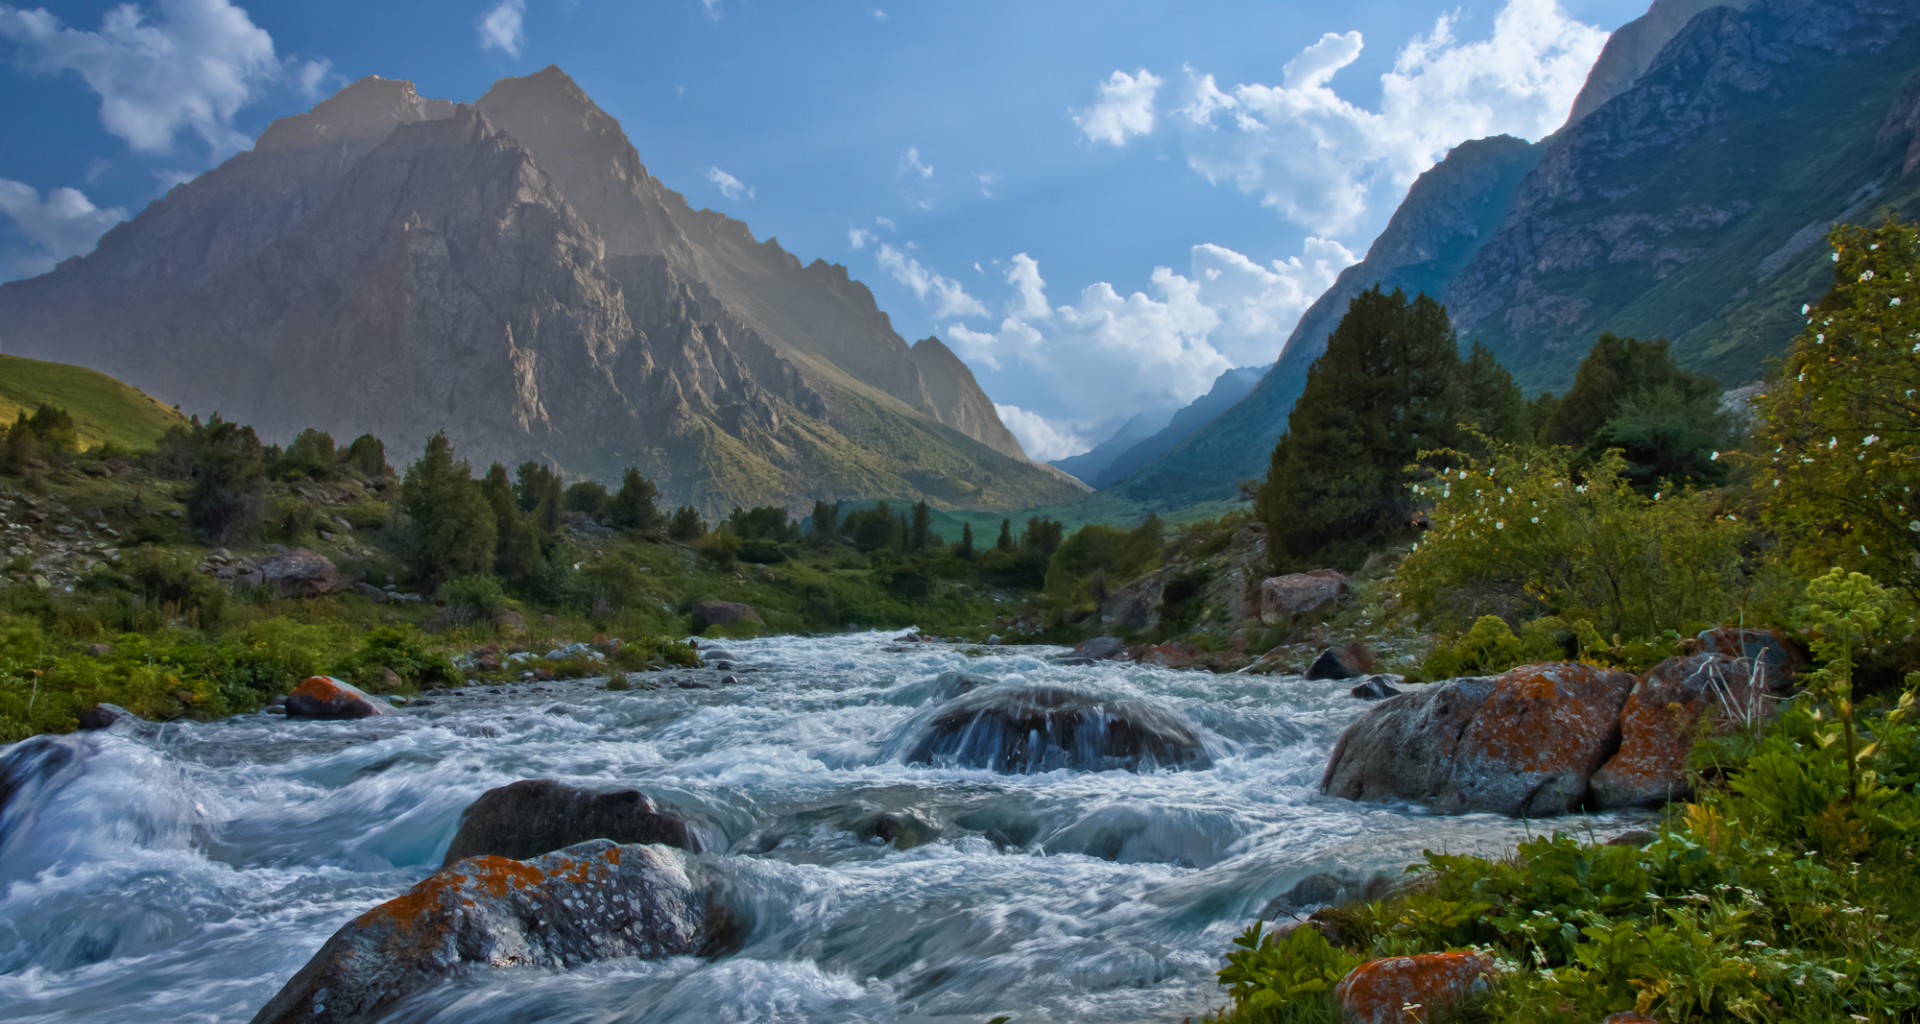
[0,68,1083,517]
[1106,0,1920,512]
[1049,407,1177,486]
[1056,366,1264,491]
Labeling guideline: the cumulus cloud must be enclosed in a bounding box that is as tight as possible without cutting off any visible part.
[900,146,934,179]
[293,57,332,99]
[877,243,988,320]
[478,0,525,57]
[700,0,721,19]
[1092,0,1606,235]
[872,8,887,22]
[706,165,754,201]
[0,0,282,158]
[946,238,1355,443]
[849,226,873,250]
[0,179,126,278]
[874,215,896,231]
[995,403,1086,462]
[1073,69,1162,146]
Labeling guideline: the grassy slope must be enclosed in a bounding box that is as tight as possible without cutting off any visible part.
[0,354,184,451]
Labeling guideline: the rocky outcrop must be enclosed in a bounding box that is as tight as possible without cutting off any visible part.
[1566,0,1755,126]
[253,549,349,598]
[248,841,716,1024]
[1336,952,1498,1024]
[1260,569,1352,624]
[283,676,389,720]
[442,780,696,866]
[1589,652,1778,808]
[1322,663,1636,816]
[902,684,1209,773]
[692,600,760,631]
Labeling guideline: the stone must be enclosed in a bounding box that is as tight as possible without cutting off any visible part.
[257,549,350,598]
[1306,642,1376,680]
[1589,653,1773,809]
[442,780,696,867]
[1336,952,1497,1024]
[1349,676,1403,701]
[1071,636,1126,661]
[692,600,760,631]
[1259,569,1353,624]
[283,676,390,720]
[1133,642,1207,670]
[84,643,111,658]
[76,702,141,731]
[1691,626,1804,689]
[247,841,717,1024]
[355,582,388,603]
[902,683,1209,773]
[1262,872,1394,919]
[1322,663,1637,816]
[1101,572,1167,632]
[1606,829,1658,847]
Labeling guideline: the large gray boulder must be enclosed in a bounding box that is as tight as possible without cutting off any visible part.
[254,549,350,598]
[1322,663,1636,816]
[1260,570,1351,624]
[442,780,696,866]
[249,841,718,1024]
[903,683,1209,773]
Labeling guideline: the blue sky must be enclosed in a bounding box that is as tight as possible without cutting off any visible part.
[0,0,1647,459]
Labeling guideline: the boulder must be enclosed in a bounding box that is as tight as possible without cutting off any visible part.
[1589,653,1772,809]
[1322,663,1636,816]
[902,683,1210,773]
[1133,642,1207,670]
[442,780,697,867]
[1101,572,1167,632]
[257,548,350,598]
[1692,626,1804,688]
[1259,569,1352,624]
[283,676,390,720]
[1349,676,1402,701]
[76,702,140,731]
[692,600,760,632]
[247,841,717,1024]
[354,582,388,604]
[1336,952,1497,1024]
[1262,872,1394,919]
[1306,642,1375,680]
[1072,636,1126,661]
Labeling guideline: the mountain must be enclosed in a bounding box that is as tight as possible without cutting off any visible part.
[1058,366,1264,491]
[1105,0,1920,513]
[1048,407,1178,486]
[0,69,1082,518]
[0,355,185,452]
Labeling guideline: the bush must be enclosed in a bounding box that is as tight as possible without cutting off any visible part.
[440,574,509,626]
[333,626,458,691]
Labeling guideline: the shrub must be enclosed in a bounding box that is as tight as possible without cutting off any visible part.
[333,626,458,691]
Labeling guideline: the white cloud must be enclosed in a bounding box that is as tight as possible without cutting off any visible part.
[900,146,933,179]
[973,170,998,197]
[946,238,1355,440]
[478,0,525,57]
[995,404,1085,462]
[1073,68,1162,146]
[0,0,281,158]
[849,227,873,250]
[877,243,988,319]
[293,57,332,99]
[0,179,126,278]
[1097,0,1606,236]
[872,8,887,22]
[874,215,896,231]
[706,165,754,201]
[700,0,721,19]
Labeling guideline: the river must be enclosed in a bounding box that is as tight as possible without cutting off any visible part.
[0,632,1597,1023]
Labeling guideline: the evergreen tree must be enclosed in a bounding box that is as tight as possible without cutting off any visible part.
[1255,286,1491,570]
[344,434,390,478]
[401,432,497,586]
[514,461,562,514]
[608,469,662,534]
[564,480,611,519]
[809,500,841,544]
[186,415,268,545]
[1459,341,1528,446]
[1537,333,1729,489]
[957,521,975,560]
[910,501,933,552]
[667,505,705,541]
[996,518,1013,552]
[273,428,338,480]
[1023,517,1064,562]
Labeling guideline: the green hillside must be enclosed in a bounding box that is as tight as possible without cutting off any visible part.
[0,354,185,452]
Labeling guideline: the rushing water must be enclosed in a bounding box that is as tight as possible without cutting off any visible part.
[0,633,1616,1024]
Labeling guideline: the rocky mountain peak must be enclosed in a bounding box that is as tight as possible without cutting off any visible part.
[1567,0,1755,127]
[254,75,454,154]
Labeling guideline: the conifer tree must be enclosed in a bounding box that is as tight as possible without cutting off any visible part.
[910,501,933,552]
[957,521,975,560]
[996,518,1013,552]
[401,431,497,585]
[609,468,662,534]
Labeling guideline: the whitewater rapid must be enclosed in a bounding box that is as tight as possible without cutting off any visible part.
[0,633,1599,1023]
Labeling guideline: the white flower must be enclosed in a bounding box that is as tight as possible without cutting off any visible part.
[1530,516,1539,523]
[1495,521,1505,530]
[1907,521,1918,532]
[1894,297,1904,306]
[1710,450,1720,460]
[1802,303,1811,315]
[1833,252,1841,262]
[1862,269,1876,281]
[1653,491,1661,500]
[1865,434,1880,445]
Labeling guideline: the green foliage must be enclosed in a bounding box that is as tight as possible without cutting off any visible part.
[1422,614,1527,678]
[1044,517,1164,607]
[440,574,509,627]
[344,433,390,478]
[564,480,610,519]
[668,505,705,542]
[0,354,186,454]
[957,521,975,560]
[1538,333,1730,491]
[1214,921,1360,1023]
[400,432,497,587]
[176,415,268,545]
[1397,443,1758,639]
[728,505,797,542]
[332,626,458,691]
[1255,286,1527,572]
[610,468,663,535]
[273,428,339,481]
[1754,218,1920,596]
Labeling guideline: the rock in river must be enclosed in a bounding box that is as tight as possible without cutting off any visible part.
[249,841,718,1024]
[1321,663,1635,816]
[902,683,1209,773]
[443,779,697,866]
[283,676,390,720]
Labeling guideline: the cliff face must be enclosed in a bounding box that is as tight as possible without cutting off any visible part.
[1106,0,1920,512]
[0,70,1079,516]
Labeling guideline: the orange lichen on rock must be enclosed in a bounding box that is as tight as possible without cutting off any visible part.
[285,675,389,719]
[1450,663,1635,815]
[1590,653,1771,808]
[1336,951,1497,1024]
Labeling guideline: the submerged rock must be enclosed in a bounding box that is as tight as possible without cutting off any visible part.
[248,841,717,1024]
[283,676,389,720]
[1071,636,1126,661]
[902,683,1209,773]
[1322,663,1635,816]
[1589,653,1773,809]
[1348,676,1402,701]
[0,735,86,850]
[442,780,697,867]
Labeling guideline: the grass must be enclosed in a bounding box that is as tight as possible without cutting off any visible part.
[0,354,184,452]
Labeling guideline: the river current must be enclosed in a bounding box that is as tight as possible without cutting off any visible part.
[0,633,1601,1023]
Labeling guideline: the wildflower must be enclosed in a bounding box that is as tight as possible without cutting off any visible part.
[1710,450,1720,460]
[1802,303,1811,315]
[1495,521,1505,530]
[1894,297,1904,306]
[1861,269,1876,282]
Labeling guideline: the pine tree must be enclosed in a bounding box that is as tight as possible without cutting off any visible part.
[401,432,497,585]
[609,468,662,534]
[667,505,705,541]
[910,501,933,552]
[996,518,1014,552]
[957,521,975,560]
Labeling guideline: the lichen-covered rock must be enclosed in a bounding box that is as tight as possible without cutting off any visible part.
[902,683,1209,773]
[1590,653,1772,809]
[283,676,389,720]
[1306,642,1376,680]
[1336,952,1497,1024]
[248,841,716,1024]
[1692,626,1804,688]
[1322,663,1636,816]
[442,780,696,867]
[1259,569,1352,623]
